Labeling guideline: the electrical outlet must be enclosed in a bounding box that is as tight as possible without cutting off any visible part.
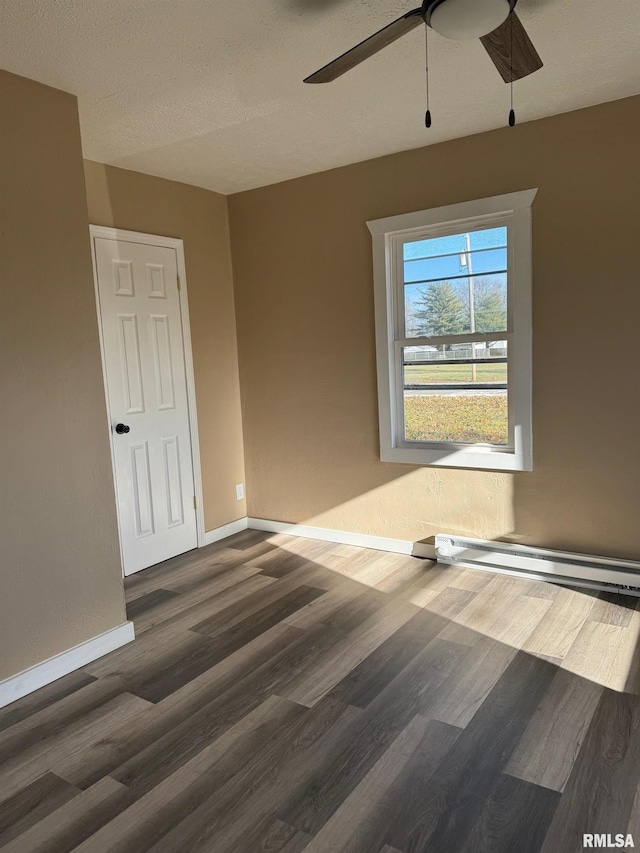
[235,483,244,501]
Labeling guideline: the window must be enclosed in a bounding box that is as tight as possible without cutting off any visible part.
[367,190,536,471]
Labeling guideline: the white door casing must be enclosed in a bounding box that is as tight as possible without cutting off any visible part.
[90,228,204,576]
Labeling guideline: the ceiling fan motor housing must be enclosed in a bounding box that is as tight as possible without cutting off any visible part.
[425,0,517,40]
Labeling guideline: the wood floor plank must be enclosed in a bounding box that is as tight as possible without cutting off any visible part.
[190,572,326,637]
[68,695,300,853]
[278,599,417,707]
[279,638,470,836]
[0,772,80,847]
[317,587,388,632]
[0,777,134,853]
[266,534,338,557]
[126,588,180,619]
[0,692,151,800]
[505,666,603,792]
[225,529,279,550]
[587,591,638,627]
[50,690,173,790]
[383,652,557,853]
[302,716,461,853]
[522,587,595,659]
[133,586,325,704]
[108,627,342,795]
[230,815,312,853]
[193,584,326,642]
[143,698,363,853]
[0,677,125,764]
[283,581,370,630]
[449,567,496,593]
[459,774,560,853]
[122,544,226,596]
[282,560,363,592]
[248,538,336,578]
[318,546,393,581]
[140,572,279,637]
[316,548,424,593]
[151,623,305,714]
[524,580,563,600]
[371,556,429,594]
[127,633,235,703]
[131,563,269,634]
[561,619,640,693]
[84,573,275,678]
[541,689,640,853]
[0,670,97,735]
[348,552,423,591]
[436,620,485,646]
[626,774,640,838]
[449,575,553,649]
[59,625,304,790]
[402,563,465,599]
[327,610,450,709]
[156,551,265,596]
[123,536,272,599]
[416,585,477,619]
[143,703,331,853]
[427,633,518,728]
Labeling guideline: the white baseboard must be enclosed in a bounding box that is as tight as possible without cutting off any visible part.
[204,517,249,545]
[0,622,135,710]
[247,517,436,559]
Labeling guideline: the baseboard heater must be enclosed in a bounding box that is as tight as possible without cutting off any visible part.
[434,535,640,595]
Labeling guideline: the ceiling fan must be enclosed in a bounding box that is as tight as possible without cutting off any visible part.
[303,0,543,85]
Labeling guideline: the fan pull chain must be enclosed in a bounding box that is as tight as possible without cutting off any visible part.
[508,12,516,126]
[425,23,432,128]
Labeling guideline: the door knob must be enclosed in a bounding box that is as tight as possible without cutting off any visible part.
[115,423,130,434]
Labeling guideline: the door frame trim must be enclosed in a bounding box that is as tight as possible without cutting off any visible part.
[89,225,206,576]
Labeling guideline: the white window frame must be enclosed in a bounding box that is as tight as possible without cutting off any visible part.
[367,189,537,472]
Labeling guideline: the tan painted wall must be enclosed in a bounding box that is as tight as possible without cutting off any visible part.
[0,72,126,681]
[229,94,640,561]
[83,161,246,531]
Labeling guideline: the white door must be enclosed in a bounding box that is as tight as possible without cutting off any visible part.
[94,236,198,575]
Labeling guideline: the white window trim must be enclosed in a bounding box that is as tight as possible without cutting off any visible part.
[367,189,537,472]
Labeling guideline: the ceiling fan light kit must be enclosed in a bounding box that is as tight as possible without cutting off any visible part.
[426,0,515,41]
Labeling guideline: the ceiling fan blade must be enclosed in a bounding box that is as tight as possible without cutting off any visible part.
[304,8,424,83]
[480,11,543,82]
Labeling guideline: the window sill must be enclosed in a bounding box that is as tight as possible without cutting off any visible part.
[381,445,532,472]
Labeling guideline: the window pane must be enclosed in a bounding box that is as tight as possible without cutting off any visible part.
[404,343,507,364]
[404,248,507,283]
[403,226,508,338]
[403,345,508,445]
[405,274,507,337]
[403,226,506,261]
[467,228,507,251]
[403,233,468,261]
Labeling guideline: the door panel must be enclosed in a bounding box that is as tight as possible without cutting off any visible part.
[118,314,145,413]
[94,237,198,575]
[150,314,176,409]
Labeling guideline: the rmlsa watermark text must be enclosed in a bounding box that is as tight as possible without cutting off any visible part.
[583,835,634,849]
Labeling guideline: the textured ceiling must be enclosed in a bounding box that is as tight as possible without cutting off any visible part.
[1,0,639,193]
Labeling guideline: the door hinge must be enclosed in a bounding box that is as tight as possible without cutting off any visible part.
[193,495,197,510]
[177,274,181,292]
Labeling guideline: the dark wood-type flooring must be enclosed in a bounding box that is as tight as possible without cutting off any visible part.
[2,529,640,852]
